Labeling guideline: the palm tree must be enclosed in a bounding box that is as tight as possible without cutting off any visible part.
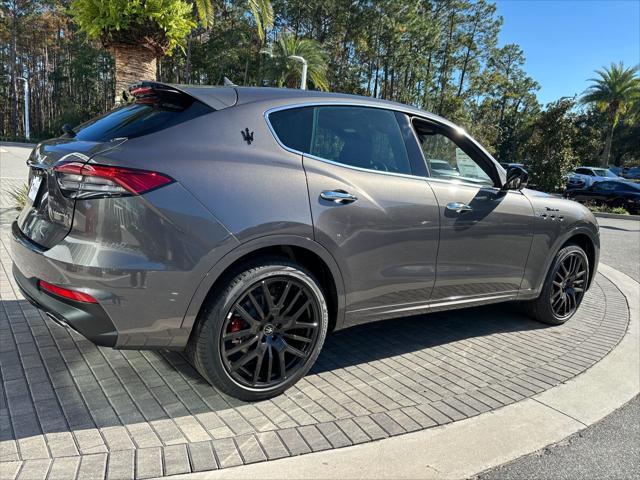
[71,0,273,104]
[263,33,329,91]
[581,63,639,166]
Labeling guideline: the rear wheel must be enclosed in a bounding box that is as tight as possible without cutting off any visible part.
[523,245,589,325]
[187,260,328,401]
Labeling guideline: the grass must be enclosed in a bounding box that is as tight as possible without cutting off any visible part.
[585,202,630,215]
[4,183,29,210]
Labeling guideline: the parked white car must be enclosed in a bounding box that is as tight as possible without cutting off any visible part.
[566,167,624,189]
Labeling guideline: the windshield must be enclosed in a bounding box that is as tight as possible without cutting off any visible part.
[592,168,618,177]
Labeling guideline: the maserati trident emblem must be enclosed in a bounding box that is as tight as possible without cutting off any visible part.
[241,127,254,145]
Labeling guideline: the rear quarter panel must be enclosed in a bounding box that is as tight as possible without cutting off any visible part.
[89,102,314,346]
[97,103,313,242]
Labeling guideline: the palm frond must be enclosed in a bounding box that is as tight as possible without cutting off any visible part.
[193,0,214,27]
[265,33,329,91]
[247,0,274,42]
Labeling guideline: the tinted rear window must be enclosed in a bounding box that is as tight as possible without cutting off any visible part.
[72,91,212,142]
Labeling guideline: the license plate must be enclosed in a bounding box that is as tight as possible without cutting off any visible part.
[28,175,42,202]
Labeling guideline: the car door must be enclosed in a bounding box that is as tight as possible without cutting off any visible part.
[411,117,535,303]
[267,105,440,326]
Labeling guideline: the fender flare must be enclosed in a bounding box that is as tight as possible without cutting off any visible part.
[535,222,600,295]
[180,234,347,334]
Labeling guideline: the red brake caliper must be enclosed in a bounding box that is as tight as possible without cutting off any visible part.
[229,316,244,334]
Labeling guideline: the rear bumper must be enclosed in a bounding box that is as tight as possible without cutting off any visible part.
[11,221,118,347]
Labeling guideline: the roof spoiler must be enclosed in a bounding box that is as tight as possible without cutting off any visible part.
[128,81,238,111]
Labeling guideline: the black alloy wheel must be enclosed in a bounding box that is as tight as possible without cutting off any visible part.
[187,260,328,401]
[550,251,587,319]
[522,244,590,326]
[220,276,321,388]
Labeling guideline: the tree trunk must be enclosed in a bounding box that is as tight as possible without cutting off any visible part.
[600,107,617,167]
[111,43,158,105]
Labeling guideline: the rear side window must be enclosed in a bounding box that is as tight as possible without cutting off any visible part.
[269,106,412,175]
[72,90,212,142]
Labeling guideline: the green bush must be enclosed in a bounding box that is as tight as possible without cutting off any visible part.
[585,202,630,215]
[70,0,195,54]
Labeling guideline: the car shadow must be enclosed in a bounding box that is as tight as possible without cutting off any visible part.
[0,296,548,442]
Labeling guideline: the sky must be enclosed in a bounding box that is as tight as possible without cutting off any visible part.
[495,0,640,105]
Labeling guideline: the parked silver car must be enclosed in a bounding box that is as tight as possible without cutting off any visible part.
[566,166,623,189]
[12,82,600,400]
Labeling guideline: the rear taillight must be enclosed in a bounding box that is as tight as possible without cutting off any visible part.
[54,162,173,198]
[39,280,98,303]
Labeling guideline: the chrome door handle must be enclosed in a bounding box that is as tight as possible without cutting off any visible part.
[446,202,473,213]
[320,189,358,204]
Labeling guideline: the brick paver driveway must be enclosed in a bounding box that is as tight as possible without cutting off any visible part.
[0,179,630,480]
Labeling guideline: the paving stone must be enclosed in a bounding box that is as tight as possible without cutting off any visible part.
[370,412,406,436]
[106,450,134,479]
[0,460,22,480]
[277,428,311,456]
[43,432,79,458]
[234,434,267,464]
[334,418,370,444]
[255,431,289,460]
[211,438,243,468]
[296,425,332,452]
[162,444,191,476]
[47,456,80,480]
[73,429,108,455]
[316,422,352,448]
[16,459,50,480]
[76,453,107,480]
[135,446,162,479]
[0,231,629,478]
[188,441,217,472]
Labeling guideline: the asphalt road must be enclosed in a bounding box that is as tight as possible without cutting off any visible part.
[2,142,639,478]
[480,216,639,480]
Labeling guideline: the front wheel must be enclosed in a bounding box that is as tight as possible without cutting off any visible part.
[523,245,590,325]
[187,260,329,401]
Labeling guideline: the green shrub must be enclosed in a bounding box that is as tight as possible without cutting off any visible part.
[585,202,630,215]
[5,183,29,211]
[70,0,195,54]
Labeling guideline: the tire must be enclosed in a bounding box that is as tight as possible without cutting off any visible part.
[523,245,590,325]
[187,259,329,401]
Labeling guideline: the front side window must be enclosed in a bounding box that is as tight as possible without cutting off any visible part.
[413,122,493,186]
[269,106,412,175]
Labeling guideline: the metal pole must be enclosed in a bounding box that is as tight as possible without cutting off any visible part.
[5,75,29,140]
[20,77,29,141]
[289,56,308,90]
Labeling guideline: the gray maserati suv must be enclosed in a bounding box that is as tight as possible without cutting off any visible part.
[12,82,599,400]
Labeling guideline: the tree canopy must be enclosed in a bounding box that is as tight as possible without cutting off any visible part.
[2,0,639,178]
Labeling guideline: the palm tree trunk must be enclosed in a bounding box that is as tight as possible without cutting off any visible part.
[111,43,157,105]
[600,106,617,167]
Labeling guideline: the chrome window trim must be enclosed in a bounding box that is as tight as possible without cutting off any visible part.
[264,103,426,181]
[264,102,505,189]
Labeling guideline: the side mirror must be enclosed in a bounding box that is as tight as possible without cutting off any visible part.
[503,166,529,190]
[61,123,75,137]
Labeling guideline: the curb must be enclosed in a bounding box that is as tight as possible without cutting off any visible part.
[594,212,640,220]
[0,141,36,148]
[167,264,639,480]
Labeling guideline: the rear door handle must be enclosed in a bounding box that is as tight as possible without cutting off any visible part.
[446,202,473,213]
[320,189,358,204]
